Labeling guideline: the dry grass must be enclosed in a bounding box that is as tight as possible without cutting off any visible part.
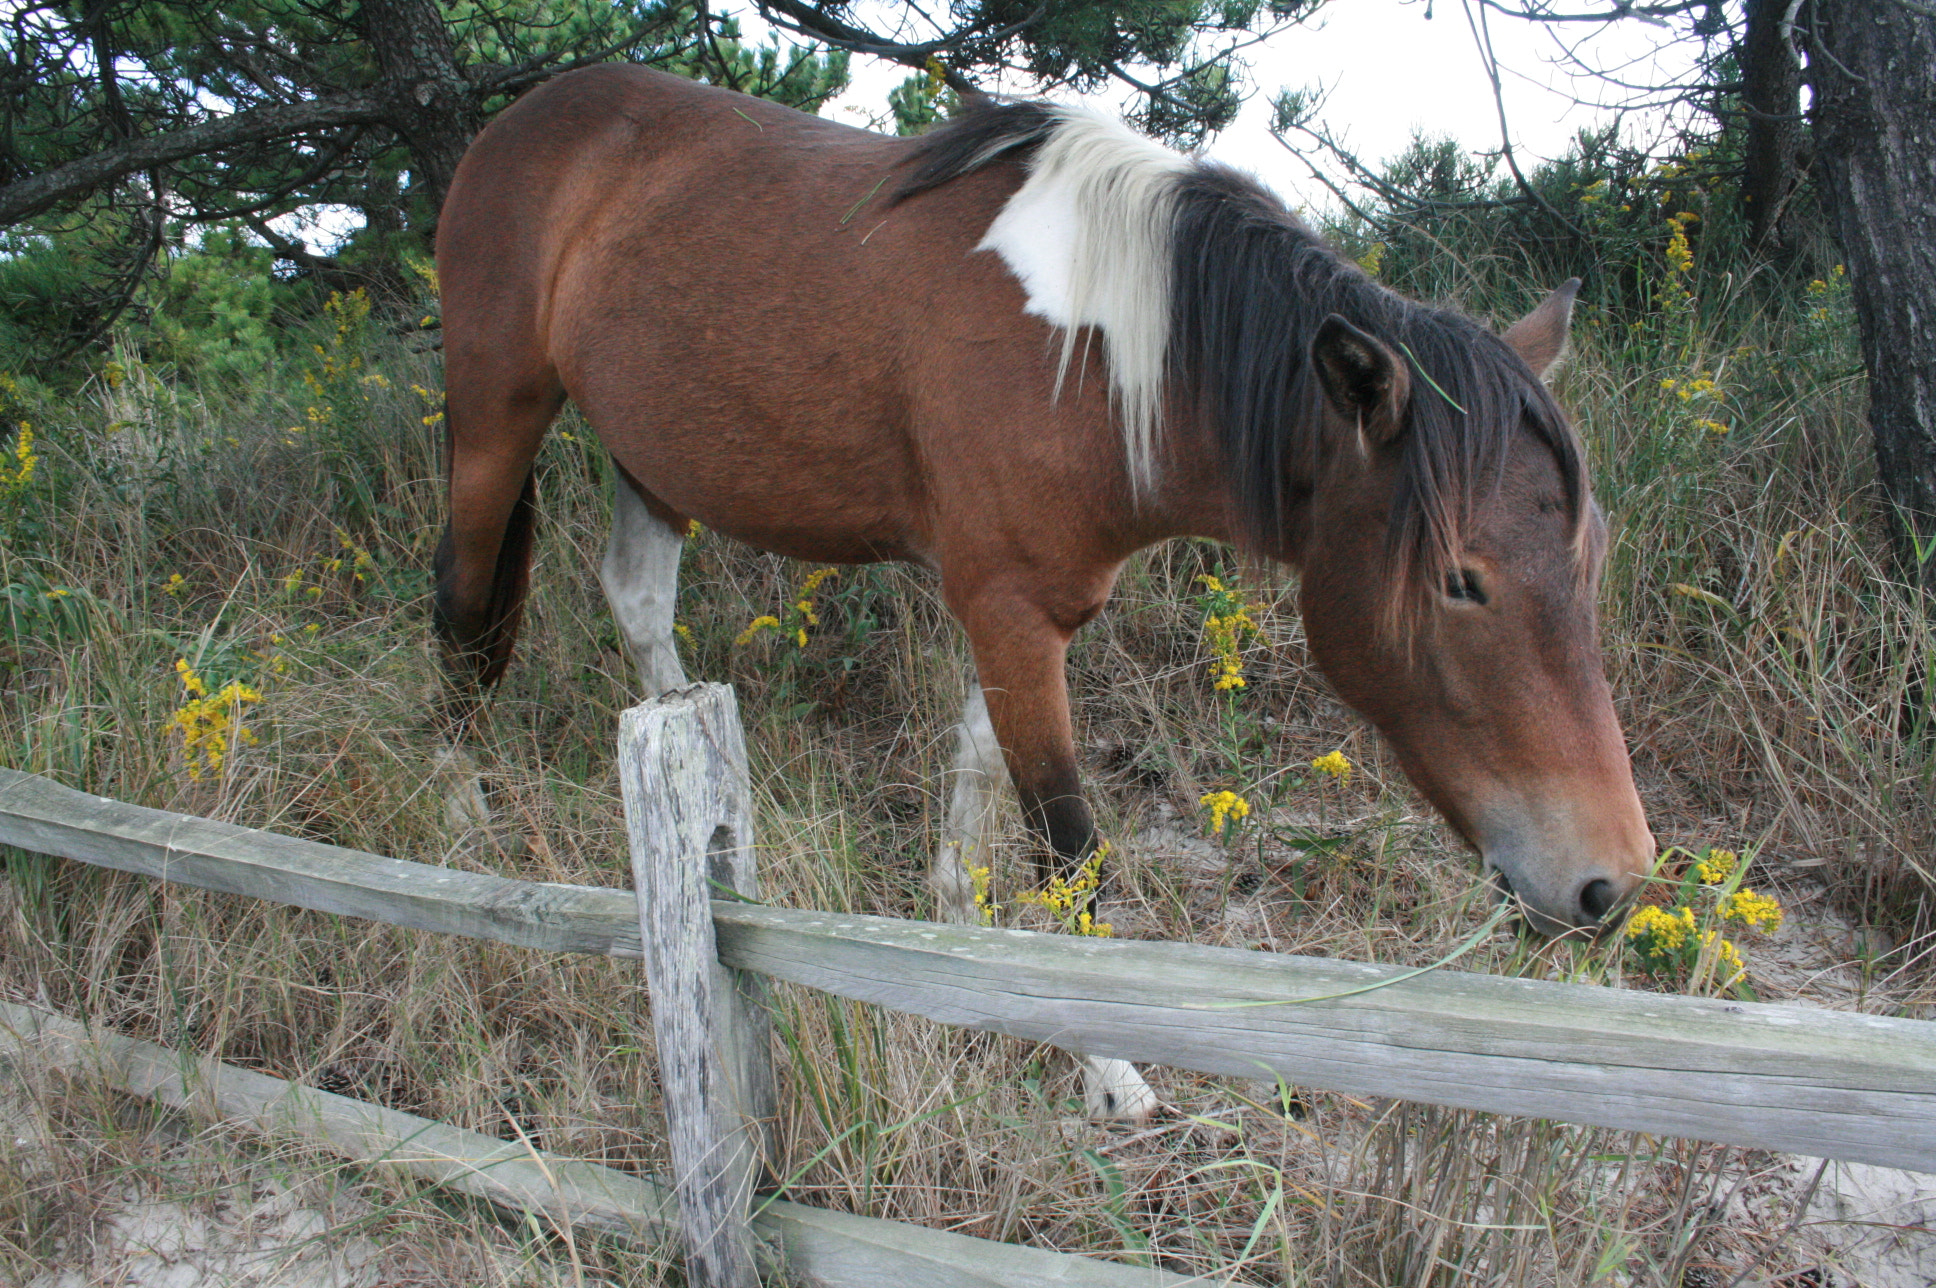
[0,277,1928,1286]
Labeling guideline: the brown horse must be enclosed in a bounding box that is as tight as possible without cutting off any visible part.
[433,65,1655,1116]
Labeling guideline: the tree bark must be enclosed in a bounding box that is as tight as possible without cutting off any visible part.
[1739,0,1804,252]
[1809,0,1936,583]
[355,0,484,219]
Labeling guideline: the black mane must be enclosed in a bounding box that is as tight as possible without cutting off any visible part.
[1170,163,1586,601]
[892,98,1061,204]
[897,103,1588,615]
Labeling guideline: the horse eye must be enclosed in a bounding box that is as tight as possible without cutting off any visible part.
[1444,569,1487,605]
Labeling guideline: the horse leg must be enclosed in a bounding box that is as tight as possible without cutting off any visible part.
[431,361,562,831]
[931,672,1004,924]
[599,477,689,696]
[957,602,1161,1124]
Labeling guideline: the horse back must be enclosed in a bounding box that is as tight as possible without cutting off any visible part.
[440,66,1138,572]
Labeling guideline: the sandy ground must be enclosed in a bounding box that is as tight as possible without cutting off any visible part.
[21,1185,381,1288]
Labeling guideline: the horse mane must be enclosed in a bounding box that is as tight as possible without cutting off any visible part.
[897,101,1589,630]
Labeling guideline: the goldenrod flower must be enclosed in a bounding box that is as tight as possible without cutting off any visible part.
[1200,790,1250,836]
[734,615,780,647]
[1311,750,1352,784]
[1719,889,1783,933]
[0,424,35,493]
[1196,572,1263,692]
[163,573,186,597]
[1693,849,1737,884]
[1626,903,1696,953]
[1016,843,1110,935]
[169,662,263,781]
[969,864,997,926]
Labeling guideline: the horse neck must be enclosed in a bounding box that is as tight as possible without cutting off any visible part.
[1136,403,1309,567]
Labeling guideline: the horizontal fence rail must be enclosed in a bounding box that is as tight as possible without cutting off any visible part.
[0,1002,1186,1288]
[2,766,1932,1173]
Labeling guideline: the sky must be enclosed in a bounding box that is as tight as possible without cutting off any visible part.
[272,1,1695,251]
[809,0,1695,215]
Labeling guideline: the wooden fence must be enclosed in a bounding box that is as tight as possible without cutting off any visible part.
[0,683,1931,1287]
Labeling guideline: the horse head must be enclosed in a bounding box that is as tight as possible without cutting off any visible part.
[1294,283,1654,936]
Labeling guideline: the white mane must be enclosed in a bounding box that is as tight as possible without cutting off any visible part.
[975,106,1190,495]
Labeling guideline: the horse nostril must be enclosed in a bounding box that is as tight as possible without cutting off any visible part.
[1579,878,1619,923]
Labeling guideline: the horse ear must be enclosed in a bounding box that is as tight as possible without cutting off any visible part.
[1502,278,1581,379]
[1311,314,1410,445]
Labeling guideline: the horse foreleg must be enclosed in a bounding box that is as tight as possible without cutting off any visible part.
[960,604,1161,1123]
[932,675,1004,924]
[599,479,689,696]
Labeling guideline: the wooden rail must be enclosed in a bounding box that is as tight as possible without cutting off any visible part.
[2,762,1930,1173]
[0,1001,1186,1288]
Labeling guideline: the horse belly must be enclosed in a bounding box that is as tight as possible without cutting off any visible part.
[572,362,928,566]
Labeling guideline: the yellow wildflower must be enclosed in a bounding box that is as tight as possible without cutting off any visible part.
[1626,903,1696,952]
[1,425,35,492]
[1200,790,1250,836]
[1311,750,1352,784]
[734,615,780,646]
[969,864,997,926]
[1694,849,1738,884]
[1719,889,1783,933]
[1016,844,1110,936]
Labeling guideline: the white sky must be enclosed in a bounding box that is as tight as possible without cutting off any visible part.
[812,0,1693,215]
[277,1,1691,251]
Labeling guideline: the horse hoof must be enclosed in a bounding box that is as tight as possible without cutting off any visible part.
[1081,1056,1160,1124]
[444,782,491,831]
[436,746,493,830]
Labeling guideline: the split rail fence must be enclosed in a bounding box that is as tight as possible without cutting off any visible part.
[0,683,1931,1287]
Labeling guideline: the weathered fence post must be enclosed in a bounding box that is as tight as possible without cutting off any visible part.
[618,684,776,1288]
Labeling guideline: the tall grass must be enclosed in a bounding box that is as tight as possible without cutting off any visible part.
[0,253,1925,1285]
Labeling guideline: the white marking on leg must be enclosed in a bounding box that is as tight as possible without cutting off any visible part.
[1082,1055,1161,1124]
[932,678,1005,924]
[975,107,1190,494]
[436,743,492,830]
[599,482,688,696]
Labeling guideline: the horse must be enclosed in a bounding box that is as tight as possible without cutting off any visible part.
[431,64,1656,1122]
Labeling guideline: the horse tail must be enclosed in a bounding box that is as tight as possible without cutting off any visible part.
[433,464,539,704]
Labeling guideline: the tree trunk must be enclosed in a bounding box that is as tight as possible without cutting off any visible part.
[1809,0,1936,584]
[356,0,482,222]
[1739,0,1804,252]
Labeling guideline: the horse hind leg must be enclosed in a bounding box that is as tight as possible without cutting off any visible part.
[599,478,688,697]
[931,674,1003,925]
[432,366,561,832]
